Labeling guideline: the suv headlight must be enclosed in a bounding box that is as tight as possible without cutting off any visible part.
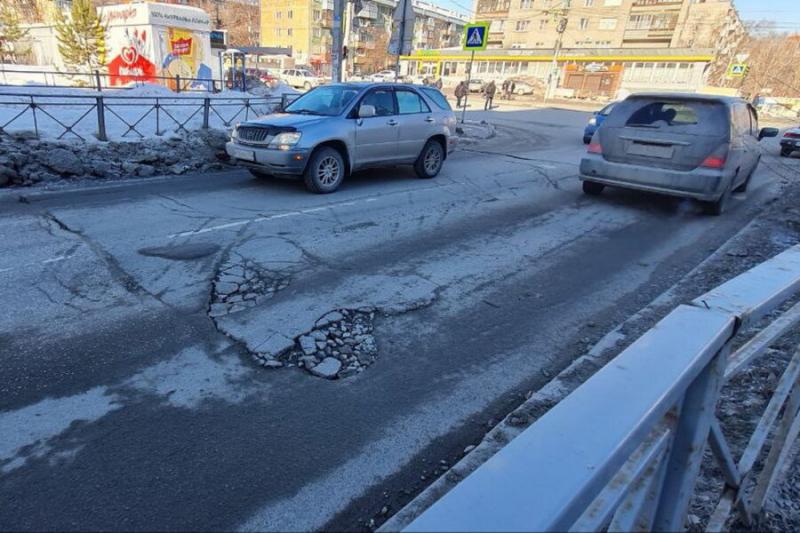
[231,125,239,139]
[269,132,302,150]
[588,117,597,126]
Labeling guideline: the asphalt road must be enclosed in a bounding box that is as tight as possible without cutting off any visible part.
[0,106,793,531]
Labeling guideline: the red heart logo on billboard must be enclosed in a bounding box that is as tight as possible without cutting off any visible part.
[121,47,138,65]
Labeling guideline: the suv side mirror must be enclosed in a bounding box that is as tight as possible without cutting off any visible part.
[758,127,779,140]
[359,105,376,118]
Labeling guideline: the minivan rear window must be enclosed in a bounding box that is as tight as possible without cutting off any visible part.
[626,102,698,128]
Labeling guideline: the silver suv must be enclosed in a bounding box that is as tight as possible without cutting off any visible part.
[226,83,458,193]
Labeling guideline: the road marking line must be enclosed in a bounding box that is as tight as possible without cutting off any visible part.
[168,199,366,239]
[0,255,70,275]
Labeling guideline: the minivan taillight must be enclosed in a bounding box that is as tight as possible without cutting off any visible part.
[587,142,602,154]
[701,156,726,169]
[784,132,800,139]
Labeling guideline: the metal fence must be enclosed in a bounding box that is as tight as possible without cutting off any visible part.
[394,245,800,532]
[0,91,298,142]
[0,67,241,93]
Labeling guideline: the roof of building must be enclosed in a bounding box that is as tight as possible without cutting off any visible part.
[402,47,717,62]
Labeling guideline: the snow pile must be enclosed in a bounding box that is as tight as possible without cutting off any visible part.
[0,129,231,187]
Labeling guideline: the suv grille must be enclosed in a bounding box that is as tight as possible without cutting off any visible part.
[237,126,272,144]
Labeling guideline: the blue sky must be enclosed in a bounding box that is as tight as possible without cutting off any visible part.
[433,0,800,32]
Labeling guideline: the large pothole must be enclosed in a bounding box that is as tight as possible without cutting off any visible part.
[256,308,379,380]
[208,255,290,317]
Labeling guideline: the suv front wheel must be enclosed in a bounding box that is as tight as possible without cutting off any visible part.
[304,147,345,193]
[415,139,444,179]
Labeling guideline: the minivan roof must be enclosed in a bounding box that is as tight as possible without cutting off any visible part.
[626,92,747,106]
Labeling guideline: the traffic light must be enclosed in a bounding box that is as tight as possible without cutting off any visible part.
[557,18,568,33]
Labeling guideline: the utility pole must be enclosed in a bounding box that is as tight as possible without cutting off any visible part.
[343,0,353,80]
[395,0,409,82]
[545,0,570,101]
[332,0,345,83]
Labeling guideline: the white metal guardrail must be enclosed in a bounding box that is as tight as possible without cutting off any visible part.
[395,245,800,532]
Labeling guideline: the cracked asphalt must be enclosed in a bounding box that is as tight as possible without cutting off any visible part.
[0,107,790,531]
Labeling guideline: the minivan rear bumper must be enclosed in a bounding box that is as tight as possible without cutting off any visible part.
[579,154,730,202]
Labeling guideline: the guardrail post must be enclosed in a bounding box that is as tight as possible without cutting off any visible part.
[176,74,181,93]
[95,69,102,92]
[30,96,39,139]
[653,346,728,531]
[96,96,107,141]
[202,97,210,129]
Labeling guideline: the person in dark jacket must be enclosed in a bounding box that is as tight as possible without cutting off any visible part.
[454,81,467,108]
[484,80,496,110]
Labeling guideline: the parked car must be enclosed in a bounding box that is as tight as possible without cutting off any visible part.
[227,83,458,193]
[468,79,484,93]
[281,68,325,90]
[579,93,779,215]
[509,80,536,96]
[583,101,618,144]
[258,69,278,84]
[780,126,800,157]
[370,70,398,82]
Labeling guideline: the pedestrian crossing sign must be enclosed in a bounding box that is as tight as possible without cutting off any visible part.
[463,22,489,51]
[728,63,748,77]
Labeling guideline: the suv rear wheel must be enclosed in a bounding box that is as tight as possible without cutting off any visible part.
[304,147,345,193]
[781,147,793,157]
[414,139,444,179]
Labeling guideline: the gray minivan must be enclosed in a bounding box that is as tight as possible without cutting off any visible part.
[579,93,778,215]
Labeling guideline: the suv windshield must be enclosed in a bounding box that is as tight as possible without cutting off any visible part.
[283,86,360,116]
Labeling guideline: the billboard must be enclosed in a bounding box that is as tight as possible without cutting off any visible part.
[100,2,213,88]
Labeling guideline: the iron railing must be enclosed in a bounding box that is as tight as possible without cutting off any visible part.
[387,245,800,532]
[0,67,250,93]
[0,91,299,142]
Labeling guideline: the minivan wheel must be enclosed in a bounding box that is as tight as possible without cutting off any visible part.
[703,186,732,216]
[304,81,312,91]
[415,139,445,179]
[304,147,345,193]
[781,148,793,157]
[582,180,605,196]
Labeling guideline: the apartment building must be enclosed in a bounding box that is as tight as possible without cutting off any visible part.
[260,0,467,75]
[474,0,743,51]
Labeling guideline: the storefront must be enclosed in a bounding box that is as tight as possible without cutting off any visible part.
[400,48,714,98]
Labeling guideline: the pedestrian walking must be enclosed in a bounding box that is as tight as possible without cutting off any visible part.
[501,80,509,100]
[454,81,467,108]
[484,80,496,110]
[434,77,443,90]
[509,81,517,100]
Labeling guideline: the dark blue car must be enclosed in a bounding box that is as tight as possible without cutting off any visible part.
[583,102,617,144]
